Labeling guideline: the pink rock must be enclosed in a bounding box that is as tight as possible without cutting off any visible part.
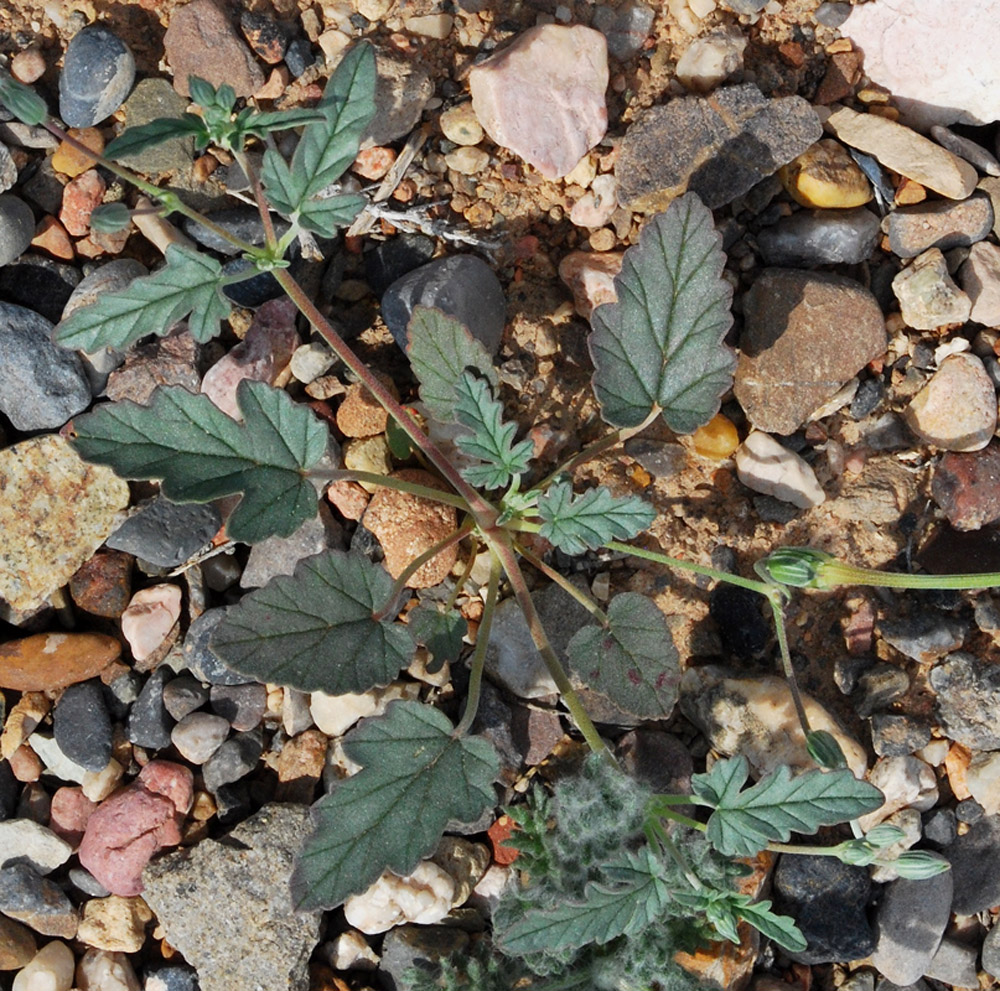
[469,25,608,179]
[200,297,300,419]
[558,250,624,320]
[59,169,106,237]
[569,173,618,229]
[843,0,1000,128]
[49,786,97,847]
[120,584,182,663]
[79,761,192,896]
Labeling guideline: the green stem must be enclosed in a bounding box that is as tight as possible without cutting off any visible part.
[513,540,608,624]
[235,148,278,250]
[655,808,708,832]
[649,819,705,891]
[445,541,480,614]
[825,561,1000,591]
[453,551,502,737]
[308,468,470,510]
[765,591,812,736]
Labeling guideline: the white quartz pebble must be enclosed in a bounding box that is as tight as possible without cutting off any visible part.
[12,940,75,991]
[734,431,825,509]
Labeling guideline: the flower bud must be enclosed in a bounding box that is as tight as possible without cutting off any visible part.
[760,547,837,588]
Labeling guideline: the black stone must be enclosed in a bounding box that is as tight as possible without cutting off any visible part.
[0,760,16,821]
[209,682,267,731]
[162,674,211,721]
[364,233,436,297]
[213,780,252,824]
[869,713,931,757]
[853,662,909,719]
[107,496,222,569]
[53,678,112,772]
[709,584,769,661]
[183,608,253,686]
[956,798,985,824]
[0,254,81,323]
[59,25,135,127]
[182,208,289,257]
[922,808,957,848]
[851,377,885,420]
[284,37,316,78]
[221,257,283,307]
[240,10,289,64]
[127,666,175,750]
[945,814,1000,913]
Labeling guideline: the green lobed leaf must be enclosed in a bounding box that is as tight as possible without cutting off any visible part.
[409,603,467,674]
[104,115,207,160]
[691,755,884,858]
[537,477,656,555]
[406,306,498,423]
[88,202,132,234]
[188,75,236,114]
[71,380,328,544]
[497,847,670,955]
[291,700,498,910]
[454,371,534,490]
[245,107,328,135]
[296,192,367,237]
[736,897,806,952]
[210,549,414,692]
[566,592,680,720]
[0,72,48,126]
[589,192,735,432]
[54,243,231,351]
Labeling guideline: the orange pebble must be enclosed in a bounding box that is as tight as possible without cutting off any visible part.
[31,216,75,260]
[691,413,740,460]
[51,127,105,178]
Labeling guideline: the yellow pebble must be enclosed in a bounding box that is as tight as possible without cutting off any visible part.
[691,413,740,460]
[51,127,105,178]
[778,138,872,210]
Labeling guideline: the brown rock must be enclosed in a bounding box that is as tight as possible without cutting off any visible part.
[106,332,201,405]
[904,352,997,451]
[932,443,1000,530]
[0,633,121,692]
[335,373,398,439]
[815,50,862,104]
[51,127,105,179]
[58,168,105,236]
[70,550,133,618]
[327,479,369,521]
[7,745,42,783]
[735,268,887,434]
[30,216,75,261]
[164,0,265,99]
[0,692,50,760]
[363,469,459,588]
[275,729,328,804]
[0,914,37,970]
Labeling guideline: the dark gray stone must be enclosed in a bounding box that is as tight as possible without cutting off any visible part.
[183,608,253,686]
[955,798,984,824]
[851,377,886,420]
[592,2,655,59]
[59,25,135,127]
[144,963,201,991]
[922,937,979,988]
[773,854,876,964]
[0,302,91,430]
[68,866,111,897]
[622,437,687,477]
[757,208,881,266]
[114,78,194,175]
[879,613,967,663]
[162,675,211,721]
[718,0,769,12]
[854,663,910,719]
[944,813,1000,914]
[616,728,692,795]
[107,497,222,569]
[887,192,994,259]
[929,651,1000,750]
[240,506,340,589]
[378,925,470,991]
[709,584,769,661]
[202,730,264,793]
[382,254,506,357]
[0,863,78,937]
[53,679,112,772]
[870,714,931,757]
[922,808,956,848]
[127,667,175,750]
[284,38,316,78]
[0,762,16,821]
[616,83,822,211]
[209,683,267,732]
[364,233,435,297]
[366,50,433,147]
[983,922,1000,980]
[182,208,289,257]
[0,194,35,267]
[0,254,82,323]
[0,142,16,194]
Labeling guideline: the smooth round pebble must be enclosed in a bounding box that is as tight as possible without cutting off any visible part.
[444,146,489,175]
[59,26,135,127]
[53,679,112,772]
[11,49,46,84]
[162,675,211,722]
[0,195,35,268]
[11,939,75,991]
[170,712,230,764]
[440,103,483,146]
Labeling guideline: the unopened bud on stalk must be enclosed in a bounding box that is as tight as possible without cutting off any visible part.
[759,547,839,589]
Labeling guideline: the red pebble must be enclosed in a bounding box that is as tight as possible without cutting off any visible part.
[59,169,106,237]
[49,786,98,847]
[487,815,520,866]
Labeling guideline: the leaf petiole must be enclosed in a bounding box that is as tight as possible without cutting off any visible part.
[453,550,502,737]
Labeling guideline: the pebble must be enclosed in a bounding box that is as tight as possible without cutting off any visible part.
[59,26,135,128]
[870,714,932,757]
[0,194,35,267]
[210,683,266,731]
[163,0,265,98]
[310,688,380,738]
[10,940,74,990]
[53,679,112,773]
[121,585,183,663]
[930,651,1000,749]
[114,78,195,176]
[48,787,97,847]
[923,937,978,988]
[51,127,105,179]
[0,915,36,970]
[756,207,880,266]
[126,668,175,751]
[965,751,1000,815]
[930,125,1000,178]
[0,863,78,938]
[557,249,624,319]
[443,146,489,176]
[105,330,201,406]
[62,258,147,321]
[170,712,230,765]
[183,608,252,686]
[469,24,607,179]
[201,730,263,793]
[872,871,953,985]
[10,48,45,85]
[200,297,300,419]
[592,2,655,59]
[569,173,618,228]
[616,83,821,211]
[931,443,1000,530]
[734,431,826,509]
[959,239,1000,325]
[281,688,313,737]
[860,756,939,831]
[0,144,17,195]
[824,106,978,200]
[363,469,458,587]
[674,26,747,93]
[144,964,201,991]
[162,676,211,722]
[0,632,120,693]
[892,248,972,330]
[363,233,435,298]
[904,352,996,451]
[344,861,455,934]
[404,13,453,39]
[366,49,433,147]
[381,254,506,355]
[77,895,151,952]
[28,736,90,786]
[679,665,867,778]
[58,168,105,237]
[778,139,872,209]
[0,255,82,325]
[239,10,288,64]
[0,819,73,874]
[439,103,483,146]
[886,192,994,259]
[79,761,192,896]
[182,207,287,258]
[274,729,327,804]
[773,855,876,964]
[142,804,322,991]
[944,813,1000,914]
[242,507,340,589]
[878,613,967,663]
[842,0,1000,129]
[30,218,75,262]
[983,923,1000,979]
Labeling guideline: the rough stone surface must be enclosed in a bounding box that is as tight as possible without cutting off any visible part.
[0,819,72,875]
[887,192,994,259]
[0,914,36,969]
[932,443,1000,530]
[0,302,91,431]
[170,712,230,765]
[674,26,746,93]
[126,668,174,751]
[69,550,133,619]
[893,248,972,331]
[469,24,608,179]
[616,83,822,212]
[163,0,264,98]
[58,26,135,127]
[344,862,455,935]
[931,652,1000,750]
[878,613,967,663]
[0,193,35,266]
[114,77,195,175]
[107,497,221,569]
[756,207,880,266]
[182,608,253,686]
[241,506,340,588]
[872,872,953,985]
[960,240,1000,326]
[824,106,978,199]
[76,895,152,952]
[105,330,201,405]
[0,863,78,937]
[904,353,996,452]
[558,249,624,319]
[0,633,120,692]
[983,923,1000,980]
[141,804,322,991]
[363,48,433,147]
[734,431,826,509]
[944,813,1000,914]
[736,268,886,433]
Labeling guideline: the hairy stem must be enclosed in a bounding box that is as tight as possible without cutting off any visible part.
[514,541,609,624]
[765,591,812,736]
[825,561,1000,591]
[235,148,278,249]
[308,468,470,510]
[453,551,502,737]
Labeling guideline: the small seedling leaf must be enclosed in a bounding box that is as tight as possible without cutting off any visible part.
[245,108,328,134]
[291,700,498,910]
[497,847,669,954]
[736,898,806,952]
[566,592,679,720]
[210,549,414,692]
[104,115,207,160]
[296,192,367,237]
[454,370,533,490]
[407,307,498,423]
[88,202,132,234]
[409,603,467,674]
[54,243,231,351]
[188,75,235,114]
[537,478,656,555]
[590,192,735,432]
[0,72,48,126]
[692,755,884,857]
[71,380,328,544]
